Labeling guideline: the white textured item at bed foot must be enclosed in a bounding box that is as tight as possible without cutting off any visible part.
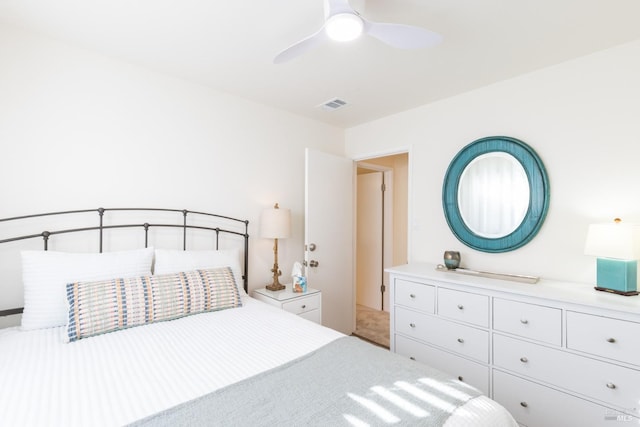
[444,395,519,427]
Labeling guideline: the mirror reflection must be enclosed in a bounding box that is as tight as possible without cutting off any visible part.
[457,153,530,238]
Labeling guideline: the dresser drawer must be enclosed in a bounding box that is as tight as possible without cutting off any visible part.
[567,311,640,366]
[493,370,616,427]
[395,307,489,362]
[395,335,489,395]
[438,287,489,327]
[394,279,435,314]
[493,298,561,345]
[494,334,640,410]
[282,293,320,315]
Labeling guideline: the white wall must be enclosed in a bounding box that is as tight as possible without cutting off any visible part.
[346,39,640,284]
[0,24,344,311]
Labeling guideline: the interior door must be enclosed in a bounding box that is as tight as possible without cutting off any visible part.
[356,172,383,310]
[305,148,354,335]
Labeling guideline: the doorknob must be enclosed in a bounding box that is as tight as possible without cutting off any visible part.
[307,243,317,251]
[309,260,319,268]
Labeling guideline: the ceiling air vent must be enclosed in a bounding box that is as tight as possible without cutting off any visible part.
[318,98,348,111]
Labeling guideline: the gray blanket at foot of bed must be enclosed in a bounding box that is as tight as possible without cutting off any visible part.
[131,336,482,426]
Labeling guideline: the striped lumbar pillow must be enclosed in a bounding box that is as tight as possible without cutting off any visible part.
[66,267,242,342]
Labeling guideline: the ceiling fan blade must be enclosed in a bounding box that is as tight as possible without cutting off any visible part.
[273,27,329,64]
[364,20,443,49]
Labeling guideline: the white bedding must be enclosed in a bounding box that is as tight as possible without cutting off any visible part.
[0,296,515,426]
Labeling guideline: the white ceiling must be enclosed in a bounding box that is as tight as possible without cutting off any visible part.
[2,0,640,129]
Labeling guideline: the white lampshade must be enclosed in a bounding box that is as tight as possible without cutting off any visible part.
[325,13,364,42]
[584,221,640,260]
[260,204,291,239]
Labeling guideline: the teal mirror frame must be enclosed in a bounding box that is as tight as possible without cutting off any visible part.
[442,136,550,253]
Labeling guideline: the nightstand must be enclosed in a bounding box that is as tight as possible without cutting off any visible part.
[252,285,322,324]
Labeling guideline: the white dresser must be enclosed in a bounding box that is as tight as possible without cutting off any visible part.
[388,263,640,427]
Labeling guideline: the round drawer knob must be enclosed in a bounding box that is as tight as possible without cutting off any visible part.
[520,357,529,363]
[457,304,464,310]
[520,402,528,408]
[520,319,529,324]
[409,323,416,328]
[409,356,416,361]
[457,338,464,343]
[301,305,306,309]
[458,376,464,381]
[607,338,616,343]
[606,383,617,389]
[409,294,416,299]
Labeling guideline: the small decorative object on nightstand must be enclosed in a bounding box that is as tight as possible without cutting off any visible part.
[260,203,291,291]
[252,285,322,324]
[585,218,640,296]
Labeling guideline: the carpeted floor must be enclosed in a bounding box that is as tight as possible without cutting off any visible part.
[353,304,390,348]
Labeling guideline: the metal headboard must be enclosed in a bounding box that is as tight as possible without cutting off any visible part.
[0,207,250,318]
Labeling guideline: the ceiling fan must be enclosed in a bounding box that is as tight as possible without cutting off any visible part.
[274,0,442,64]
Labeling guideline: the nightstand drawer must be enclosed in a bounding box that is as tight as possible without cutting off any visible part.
[282,293,320,315]
[395,335,489,395]
[493,298,561,345]
[567,311,640,366]
[437,288,489,327]
[394,279,435,313]
[493,370,614,427]
[494,333,640,409]
[299,308,321,324]
[395,307,489,362]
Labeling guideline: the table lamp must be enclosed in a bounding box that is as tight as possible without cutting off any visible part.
[260,203,291,291]
[584,218,640,295]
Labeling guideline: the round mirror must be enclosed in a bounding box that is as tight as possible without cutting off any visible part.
[442,136,549,253]
[458,152,530,238]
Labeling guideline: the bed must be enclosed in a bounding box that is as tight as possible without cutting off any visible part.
[0,208,517,427]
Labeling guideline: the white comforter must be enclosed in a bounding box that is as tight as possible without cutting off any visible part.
[0,297,515,426]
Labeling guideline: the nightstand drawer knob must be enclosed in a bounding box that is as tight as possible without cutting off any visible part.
[457,338,464,343]
[520,357,528,363]
[458,376,464,381]
[520,402,528,408]
[409,294,416,299]
[409,323,416,328]
[409,356,415,361]
[301,304,306,309]
[520,319,529,324]
[457,304,464,310]
[606,383,617,389]
[607,338,616,343]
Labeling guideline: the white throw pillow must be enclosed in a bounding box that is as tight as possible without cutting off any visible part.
[21,247,155,330]
[153,249,246,295]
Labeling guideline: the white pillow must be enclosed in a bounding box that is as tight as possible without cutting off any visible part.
[153,249,246,295]
[21,247,155,330]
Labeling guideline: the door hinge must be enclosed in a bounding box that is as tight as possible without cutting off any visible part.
[381,183,386,192]
[380,284,386,293]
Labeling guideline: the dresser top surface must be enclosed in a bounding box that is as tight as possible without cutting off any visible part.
[387,263,640,316]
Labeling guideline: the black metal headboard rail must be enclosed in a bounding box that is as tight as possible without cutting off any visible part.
[0,207,249,318]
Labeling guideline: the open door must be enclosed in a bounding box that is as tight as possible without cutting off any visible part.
[305,148,354,335]
[356,171,384,310]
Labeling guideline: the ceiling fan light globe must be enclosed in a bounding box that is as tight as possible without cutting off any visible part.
[325,13,363,42]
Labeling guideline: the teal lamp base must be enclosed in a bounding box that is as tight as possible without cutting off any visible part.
[594,258,639,296]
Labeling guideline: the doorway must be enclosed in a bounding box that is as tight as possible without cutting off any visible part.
[354,153,408,348]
